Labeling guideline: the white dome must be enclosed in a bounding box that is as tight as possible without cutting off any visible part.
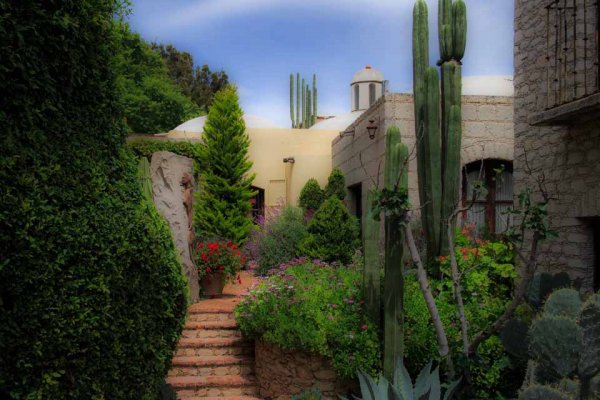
[309,111,365,131]
[352,65,384,84]
[172,114,280,133]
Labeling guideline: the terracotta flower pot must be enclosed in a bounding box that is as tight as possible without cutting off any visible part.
[200,272,226,297]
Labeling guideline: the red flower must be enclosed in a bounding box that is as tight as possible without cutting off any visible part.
[461,229,469,235]
[205,267,211,273]
[361,324,368,331]
[438,255,448,262]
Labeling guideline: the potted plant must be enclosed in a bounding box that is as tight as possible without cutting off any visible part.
[192,240,244,297]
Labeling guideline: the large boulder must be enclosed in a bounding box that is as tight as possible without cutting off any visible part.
[151,151,200,302]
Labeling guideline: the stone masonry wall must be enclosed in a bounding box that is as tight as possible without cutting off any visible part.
[254,341,357,399]
[332,92,514,224]
[514,0,600,290]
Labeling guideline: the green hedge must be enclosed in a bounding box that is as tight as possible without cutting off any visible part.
[128,137,202,162]
[0,1,187,398]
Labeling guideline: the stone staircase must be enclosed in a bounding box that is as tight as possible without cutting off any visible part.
[166,272,261,400]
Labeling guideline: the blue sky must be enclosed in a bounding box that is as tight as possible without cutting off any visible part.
[127,0,514,128]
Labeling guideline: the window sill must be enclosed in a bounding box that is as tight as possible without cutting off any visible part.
[529,92,600,126]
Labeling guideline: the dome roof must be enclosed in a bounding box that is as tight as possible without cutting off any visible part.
[309,111,364,131]
[462,75,513,96]
[171,114,280,133]
[352,65,384,84]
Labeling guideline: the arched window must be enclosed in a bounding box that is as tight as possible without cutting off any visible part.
[354,85,360,111]
[462,160,513,235]
[369,83,376,106]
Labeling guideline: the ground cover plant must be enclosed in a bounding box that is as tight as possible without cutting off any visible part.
[235,258,380,379]
[0,1,188,397]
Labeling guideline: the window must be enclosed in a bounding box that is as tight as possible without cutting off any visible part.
[369,83,376,106]
[462,160,513,235]
[354,85,360,111]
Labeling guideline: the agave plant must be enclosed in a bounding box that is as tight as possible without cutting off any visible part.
[344,359,461,400]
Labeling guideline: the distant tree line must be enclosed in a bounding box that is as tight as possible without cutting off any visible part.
[113,22,229,133]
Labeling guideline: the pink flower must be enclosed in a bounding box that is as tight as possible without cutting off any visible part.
[361,324,368,331]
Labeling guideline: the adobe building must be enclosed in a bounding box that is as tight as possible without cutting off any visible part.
[514,0,600,291]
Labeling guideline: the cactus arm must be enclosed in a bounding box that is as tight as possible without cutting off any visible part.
[307,87,312,128]
[439,0,452,61]
[423,67,442,260]
[452,0,467,61]
[312,74,317,126]
[301,79,306,128]
[296,73,300,128]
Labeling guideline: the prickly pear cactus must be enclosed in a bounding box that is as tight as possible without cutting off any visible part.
[578,298,600,379]
[519,385,571,400]
[529,316,582,378]
[544,288,582,318]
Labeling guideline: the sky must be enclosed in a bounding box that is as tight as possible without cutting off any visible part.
[127,0,515,128]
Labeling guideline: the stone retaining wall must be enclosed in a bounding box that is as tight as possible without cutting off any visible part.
[254,341,357,399]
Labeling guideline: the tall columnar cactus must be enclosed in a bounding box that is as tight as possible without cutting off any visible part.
[520,289,600,400]
[312,74,317,126]
[363,189,380,326]
[289,73,318,128]
[382,126,408,380]
[412,0,467,263]
[290,74,296,128]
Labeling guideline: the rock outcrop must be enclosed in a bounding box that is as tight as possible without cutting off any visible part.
[151,151,200,302]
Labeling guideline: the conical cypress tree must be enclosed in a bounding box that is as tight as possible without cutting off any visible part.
[194,87,256,244]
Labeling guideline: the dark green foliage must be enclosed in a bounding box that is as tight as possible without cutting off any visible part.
[194,87,256,244]
[113,22,200,133]
[236,261,380,379]
[0,2,187,397]
[299,178,325,211]
[500,319,530,361]
[138,157,154,201]
[128,138,202,163]
[153,43,229,114]
[301,197,360,264]
[325,168,347,200]
[254,207,308,275]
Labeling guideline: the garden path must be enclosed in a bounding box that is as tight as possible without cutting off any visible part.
[167,271,262,400]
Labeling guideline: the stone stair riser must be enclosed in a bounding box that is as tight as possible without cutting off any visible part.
[168,364,255,378]
[175,346,254,357]
[181,329,242,339]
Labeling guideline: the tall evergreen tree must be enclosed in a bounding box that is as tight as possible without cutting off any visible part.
[194,87,255,244]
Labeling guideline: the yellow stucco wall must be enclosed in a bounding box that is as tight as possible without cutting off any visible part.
[166,128,339,207]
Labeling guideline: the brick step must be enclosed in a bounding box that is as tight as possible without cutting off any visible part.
[172,356,255,367]
[169,356,255,378]
[185,320,238,330]
[175,338,254,357]
[186,312,236,323]
[168,375,259,398]
[188,303,237,314]
[181,329,242,339]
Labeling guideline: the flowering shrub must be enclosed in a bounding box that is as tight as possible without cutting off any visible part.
[403,225,520,398]
[235,259,380,379]
[192,241,245,282]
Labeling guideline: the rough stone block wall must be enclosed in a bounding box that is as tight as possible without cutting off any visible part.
[332,92,514,226]
[254,341,357,399]
[514,0,600,290]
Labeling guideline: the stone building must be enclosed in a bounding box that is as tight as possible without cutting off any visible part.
[514,0,600,291]
[330,84,514,237]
